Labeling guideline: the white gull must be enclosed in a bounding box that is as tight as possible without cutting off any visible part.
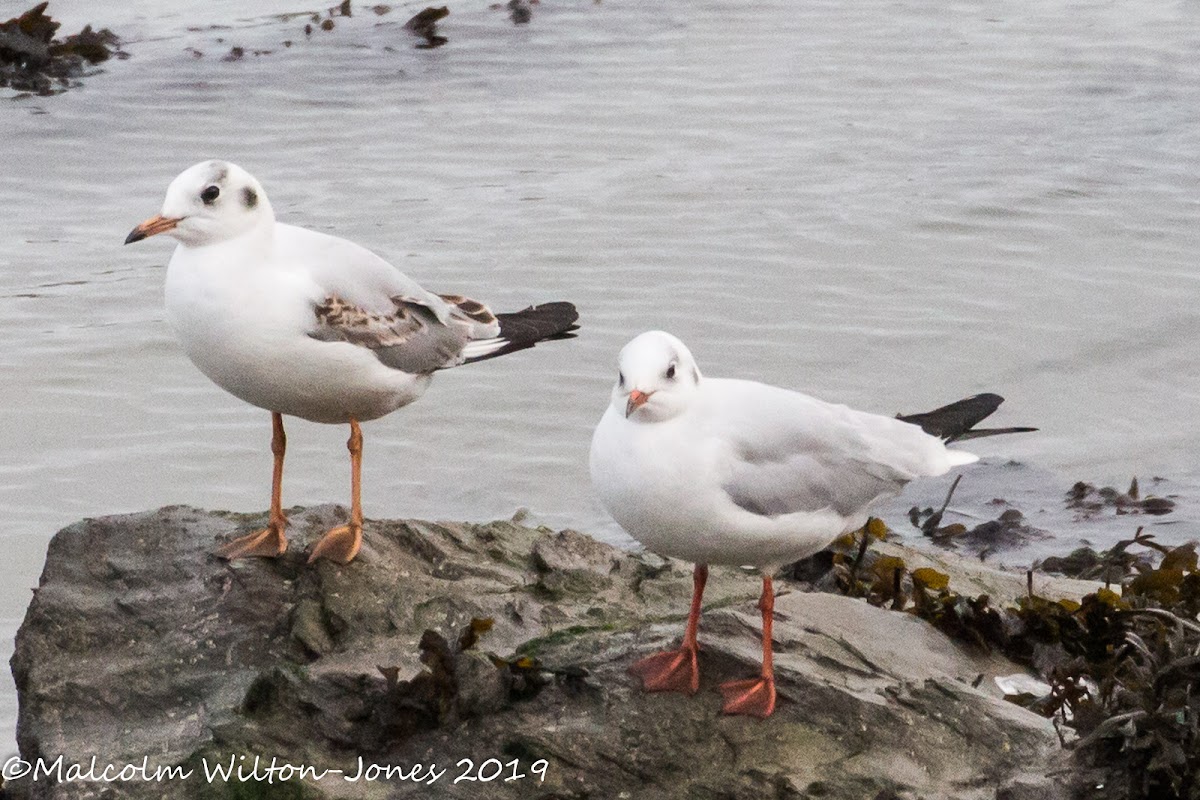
[589,330,1033,717]
[127,160,578,565]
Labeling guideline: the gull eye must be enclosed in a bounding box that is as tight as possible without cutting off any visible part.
[200,185,220,205]
[618,371,625,387]
[666,363,676,380]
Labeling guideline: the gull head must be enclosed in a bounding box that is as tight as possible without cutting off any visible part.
[611,330,702,423]
[124,160,273,248]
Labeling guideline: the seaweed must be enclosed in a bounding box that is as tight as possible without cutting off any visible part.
[908,476,1050,558]
[404,7,449,49]
[1067,477,1176,518]
[508,0,533,25]
[0,2,124,96]
[368,616,555,748]
[818,521,1200,799]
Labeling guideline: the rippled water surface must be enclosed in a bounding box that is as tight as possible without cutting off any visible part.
[5,0,1200,747]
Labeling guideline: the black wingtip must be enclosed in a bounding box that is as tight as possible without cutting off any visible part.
[898,393,1035,443]
[462,301,580,365]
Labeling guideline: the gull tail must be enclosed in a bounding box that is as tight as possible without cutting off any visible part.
[460,301,580,364]
[897,393,1038,445]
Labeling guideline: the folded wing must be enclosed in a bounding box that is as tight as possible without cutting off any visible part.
[713,381,958,519]
[284,224,577,374]
[310,294,480,374]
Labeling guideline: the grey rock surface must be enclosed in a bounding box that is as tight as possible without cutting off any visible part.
[9,506,1075,799]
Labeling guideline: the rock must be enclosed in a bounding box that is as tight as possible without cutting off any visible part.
[869,537,1102,606]
[997,777,1069,800]
[9,506,1074,799]
[531,529,621,598]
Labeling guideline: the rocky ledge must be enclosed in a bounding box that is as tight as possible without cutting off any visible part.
[8,506,1098,800]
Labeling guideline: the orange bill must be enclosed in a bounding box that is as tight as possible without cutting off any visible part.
[124,214,180,244]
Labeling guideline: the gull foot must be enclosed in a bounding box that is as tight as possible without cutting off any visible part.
[307,523,362,565]
[629,646,700,694]
[215,525,287,560]
[718,676,776,718]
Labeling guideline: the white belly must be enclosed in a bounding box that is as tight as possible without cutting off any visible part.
[589,408,850,570]
[165,255,430,424]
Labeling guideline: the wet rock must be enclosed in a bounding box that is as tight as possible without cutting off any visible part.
[0,3,123,96]
[843,532,1103,607]
[10,506,1074,799]
[531,528,621,598]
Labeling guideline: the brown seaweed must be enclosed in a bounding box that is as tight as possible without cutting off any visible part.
[1067,477,1177,518]
[404,6,450,49]
[366,617,551,749]
[814,519,1200,800]
[0,2,123,96]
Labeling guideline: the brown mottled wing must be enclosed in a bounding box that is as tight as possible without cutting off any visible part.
[438,294,499,331]
[310,294,467,374]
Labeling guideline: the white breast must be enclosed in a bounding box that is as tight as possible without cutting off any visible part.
[164,242,430,424]
[589,406,851,570]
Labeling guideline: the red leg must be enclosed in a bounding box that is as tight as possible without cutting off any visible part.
[216,412,289,559]
[630,563,708,694]
[718,575,777,718]
[308,418,364,565]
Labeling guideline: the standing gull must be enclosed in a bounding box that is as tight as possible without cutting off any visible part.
[589,330,1034,718]
[126,160,578,565]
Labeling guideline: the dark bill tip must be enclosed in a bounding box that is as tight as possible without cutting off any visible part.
[123,214,180,245]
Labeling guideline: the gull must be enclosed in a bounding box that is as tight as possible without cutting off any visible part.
[126,160,579,565]
[589,330,1034,717]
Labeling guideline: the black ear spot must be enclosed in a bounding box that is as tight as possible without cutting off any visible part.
[242,187,258,209]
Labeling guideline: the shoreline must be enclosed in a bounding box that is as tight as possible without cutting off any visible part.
[8,504,1195,799]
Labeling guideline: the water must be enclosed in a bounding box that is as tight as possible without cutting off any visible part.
[4,0,1200,750]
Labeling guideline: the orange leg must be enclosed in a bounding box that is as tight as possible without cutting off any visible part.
[308,417,364,565]
[718,575,777,718]
[216,412,289,559]
[630,563,708,694]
